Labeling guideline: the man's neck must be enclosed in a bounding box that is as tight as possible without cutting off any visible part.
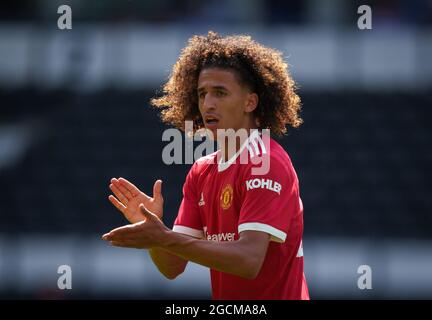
[218,127,258,163]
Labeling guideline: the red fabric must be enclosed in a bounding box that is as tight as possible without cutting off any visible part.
[174,133,309,300]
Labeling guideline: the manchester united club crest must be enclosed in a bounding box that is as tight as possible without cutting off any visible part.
[220,184,233,210]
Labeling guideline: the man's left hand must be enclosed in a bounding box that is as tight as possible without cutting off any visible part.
[102,204,170,249]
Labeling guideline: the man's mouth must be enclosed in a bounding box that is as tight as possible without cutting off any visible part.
[204,116,219,125]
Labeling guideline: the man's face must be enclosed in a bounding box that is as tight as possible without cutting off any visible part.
[197,68,257,139]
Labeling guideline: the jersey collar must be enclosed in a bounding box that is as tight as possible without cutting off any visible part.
[217,129,261,172]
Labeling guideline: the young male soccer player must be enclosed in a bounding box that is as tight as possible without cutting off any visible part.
[102,31,309,300]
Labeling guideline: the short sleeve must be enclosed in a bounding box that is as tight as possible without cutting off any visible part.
[238,157,299,243]
[173,163,204,239]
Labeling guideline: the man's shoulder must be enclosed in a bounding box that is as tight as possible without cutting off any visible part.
[189,151,219,175]
[245,134,293,172]
[268,138,293,167]
[194,150,218,165]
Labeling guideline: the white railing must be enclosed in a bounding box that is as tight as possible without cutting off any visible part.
[0,24,431,91]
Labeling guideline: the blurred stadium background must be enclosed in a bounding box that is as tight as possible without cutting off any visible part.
[0,0,432,299]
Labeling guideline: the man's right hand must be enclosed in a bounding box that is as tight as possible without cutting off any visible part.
[108,178,164,223]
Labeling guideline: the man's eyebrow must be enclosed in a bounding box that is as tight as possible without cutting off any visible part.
[197,85,229,92]
[213,86,228,91]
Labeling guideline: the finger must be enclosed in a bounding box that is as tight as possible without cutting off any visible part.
[104,232,139,242]
[109,184,129,205]
[110,178,123,192]
[118,177,143,198]
[153,180,163,202]
[110,179,127,200]
[105,223,144,238]
[112,179,134,200]
[108,195,126,213]
[139,203,157,221]
[110,240,139,248]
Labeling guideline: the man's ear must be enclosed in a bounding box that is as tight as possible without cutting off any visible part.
[245,92,259,113]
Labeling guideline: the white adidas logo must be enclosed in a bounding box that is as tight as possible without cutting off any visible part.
[198,192,205,206]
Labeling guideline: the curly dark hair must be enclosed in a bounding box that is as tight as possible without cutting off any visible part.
[151,31,302,136]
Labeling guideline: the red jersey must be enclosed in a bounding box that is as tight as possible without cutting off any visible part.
[173,130,309,300]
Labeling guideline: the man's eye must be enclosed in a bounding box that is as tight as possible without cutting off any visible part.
[198,92,206,99]
[216,91,226,97]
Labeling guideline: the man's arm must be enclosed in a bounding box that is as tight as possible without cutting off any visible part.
[162,229,270,279]
[103,205,270,279]
[148,247,188,280]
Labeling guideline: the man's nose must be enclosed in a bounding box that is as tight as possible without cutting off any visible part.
[203,94,216,111]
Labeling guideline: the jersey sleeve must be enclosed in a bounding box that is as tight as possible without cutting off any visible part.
[172,163,204,239]
[238,156,300,243]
